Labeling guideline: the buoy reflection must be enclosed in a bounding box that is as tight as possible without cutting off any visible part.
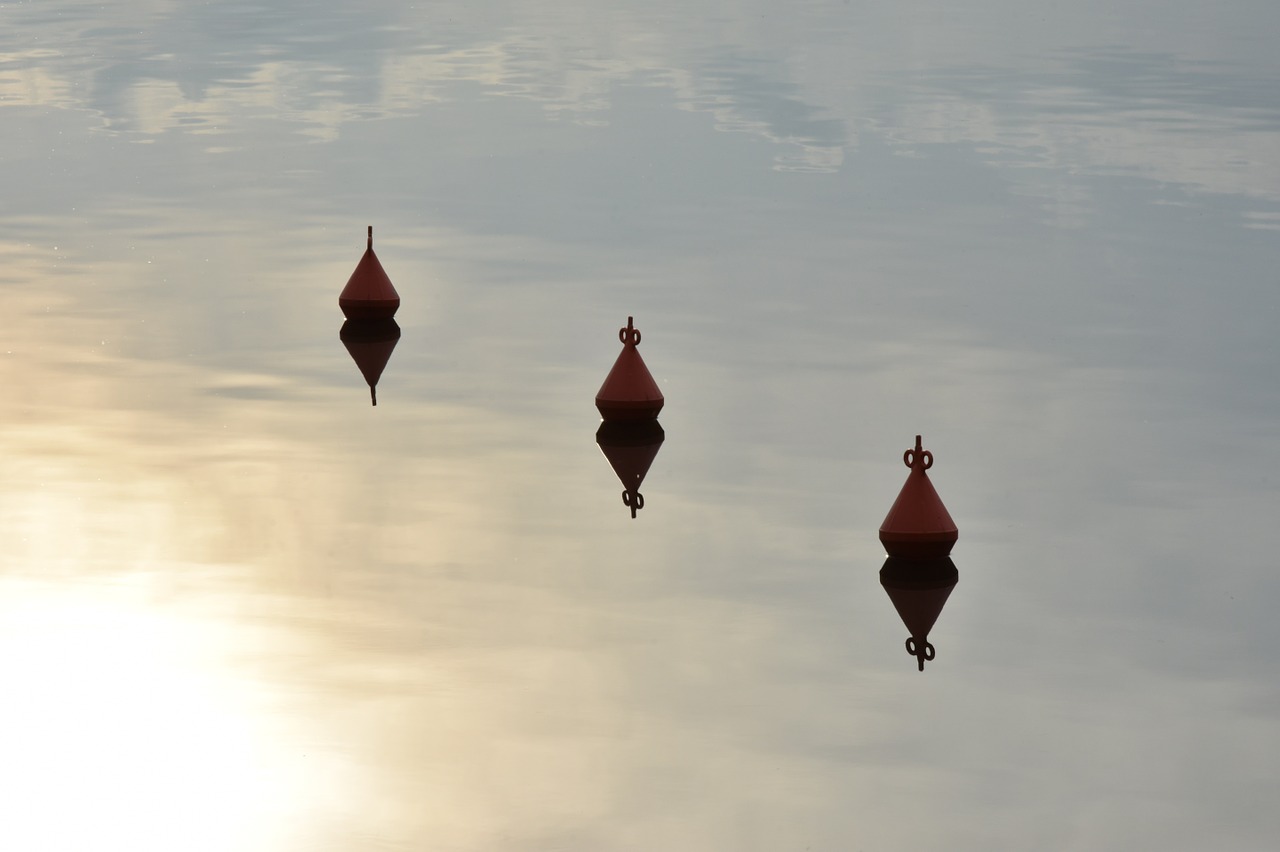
[340,317,400,406]
[880,556,959,671]
[596,420,665,519]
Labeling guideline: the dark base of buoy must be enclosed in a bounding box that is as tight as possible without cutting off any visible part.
[339,298,400,320]
[595,399,664,422]
[595,419,665,446]
[339,317,401,343]
[879,556,958,588]
[878,531,958,560]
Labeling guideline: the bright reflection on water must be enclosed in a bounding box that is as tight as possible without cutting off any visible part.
[0,584,307,851]
[3,1,1280,849]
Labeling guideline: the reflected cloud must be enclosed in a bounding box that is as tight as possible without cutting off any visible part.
[1,2,850,169]
[887,49,1280,207]
[667,57,847,172]
[6,3,1280,200]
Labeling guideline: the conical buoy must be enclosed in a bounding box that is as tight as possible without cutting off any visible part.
[596,420,665,518]
[595,316,663,422]
[879,435,958,558]
[340,317,400,405]
[880,556,958,671]
[339,226,400,319]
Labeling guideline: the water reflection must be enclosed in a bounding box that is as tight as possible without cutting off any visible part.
[339,317,401,406]
[6,1,1280,847]
[595,420,665,519]
[880,556,959,672]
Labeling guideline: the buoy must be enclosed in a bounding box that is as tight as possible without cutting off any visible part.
[878,435,958,558]
[596,420,665,518]
[340,317,400,405]
[880,556,958,671]
[595,316,663,422]
[339,226,400,319]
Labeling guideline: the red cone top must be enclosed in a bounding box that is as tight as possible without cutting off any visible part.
[595,316,663,422]
[339,226,400,319]
[879,435,958,559]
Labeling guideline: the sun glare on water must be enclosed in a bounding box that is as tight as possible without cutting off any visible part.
[0,583,307,852]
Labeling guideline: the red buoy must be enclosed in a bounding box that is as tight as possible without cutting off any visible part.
[596,420,665,518]
[339,226,400,319]
[595,316,663,422]
[340,317,400,406]
[879,435,958,558]
[880,556,958,671]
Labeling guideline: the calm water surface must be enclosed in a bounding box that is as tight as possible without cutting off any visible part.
[3,2,1279,850]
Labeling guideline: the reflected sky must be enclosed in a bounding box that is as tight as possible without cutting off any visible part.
[3,1,1280,849]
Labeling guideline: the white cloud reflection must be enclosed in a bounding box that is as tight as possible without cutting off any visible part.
[5,1,1278,192]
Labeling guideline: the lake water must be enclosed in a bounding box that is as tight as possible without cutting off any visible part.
[3,2,1279,850]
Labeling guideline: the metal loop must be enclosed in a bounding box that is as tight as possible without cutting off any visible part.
[903,448,934,470]
[618,326,641,346]
[905,637,936,660]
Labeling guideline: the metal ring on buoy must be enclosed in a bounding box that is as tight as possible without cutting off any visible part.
[905,637,935,660]
[903,447,933,470]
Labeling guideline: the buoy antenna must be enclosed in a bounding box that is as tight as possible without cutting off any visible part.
[367,225,373,250]
[371,386,377,406]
